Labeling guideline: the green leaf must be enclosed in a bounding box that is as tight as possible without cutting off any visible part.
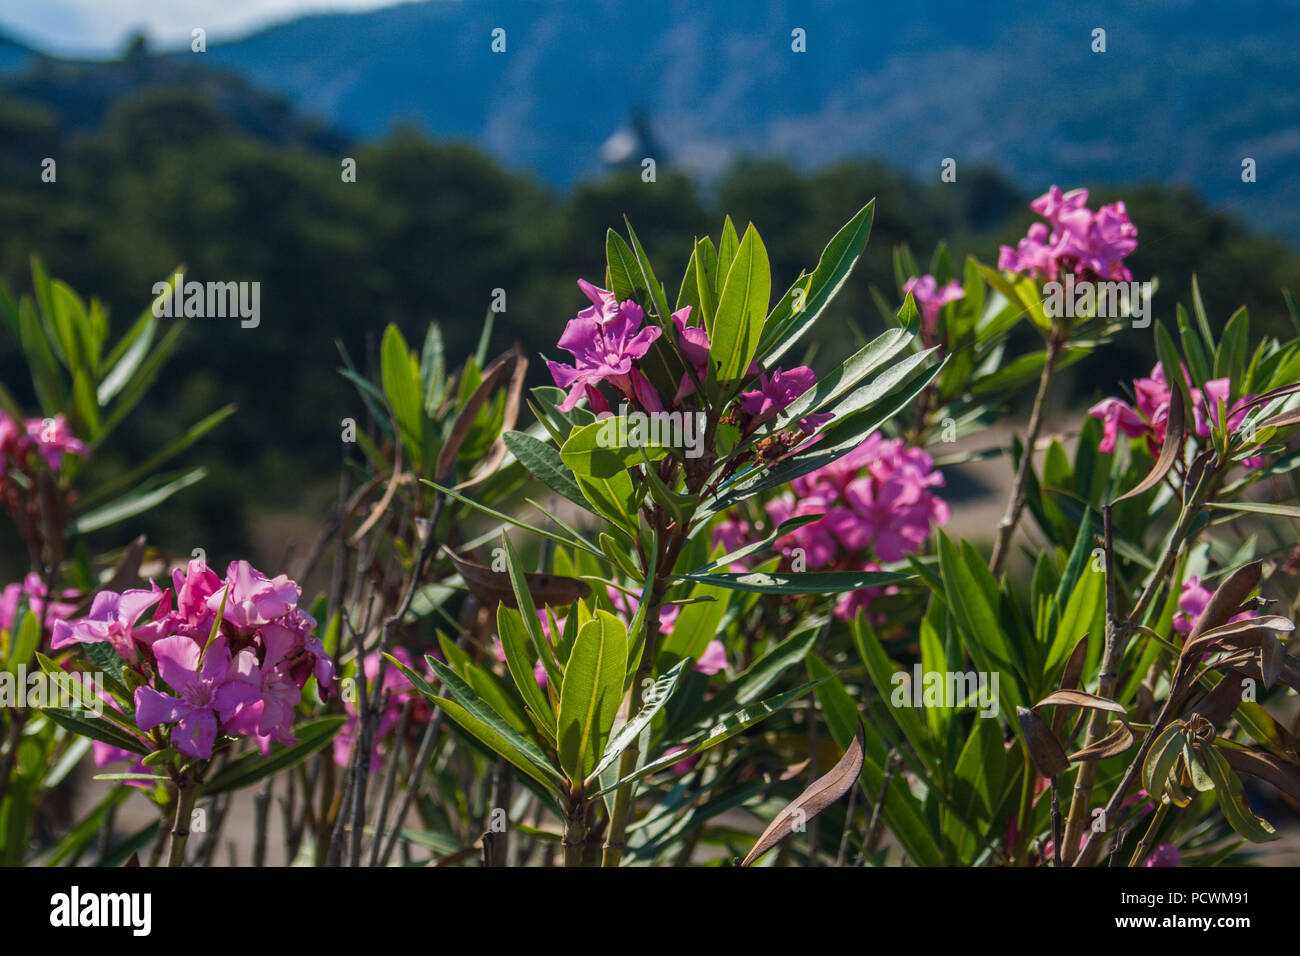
[42,707,150,756]
[97,321,185,441]
[1200,744,1277,842]
[557,611,628,780]
[772,326,913,430]
[73,467,206,534]
[587,660,687,784]
[1206,501,1300,521]
[600,680,823,794]
[199,716,344,796]
[19,297,65,414]
[502,430,588,509]
[496,607,557,735]
[559,418,668,479]
[760,200,875,365]
[381,323,424,466]
[709,224,770,382]
[389,654,564,791]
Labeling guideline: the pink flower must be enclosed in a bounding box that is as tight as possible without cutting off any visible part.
[902,275,964,338]
[1142,844,1181,867]
[1089,364,1265,468]
[0,573,79,633]
[695,640,727,675]
[25,415,89,471]
[50,587,165,664]
[134,635,261,759]
[762,433,947,620]
[671,306,711,404]
[210,560,300,634]
[739,366,833,434]
[999,186,1137,283]
[545,280,663,413]
[1087,398,1147,453]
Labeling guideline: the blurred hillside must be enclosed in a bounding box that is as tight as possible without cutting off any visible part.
[0,45,1297,572]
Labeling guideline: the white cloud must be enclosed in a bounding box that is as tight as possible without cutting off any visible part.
[0,0,410,56]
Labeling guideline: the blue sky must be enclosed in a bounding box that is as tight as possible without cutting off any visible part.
[0,0,411,55]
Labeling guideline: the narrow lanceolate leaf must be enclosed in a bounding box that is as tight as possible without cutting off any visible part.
[760,200,875,366]
[1113,383,1185,504]
[708,224,770,382]
[1221,747,1300,803]
[771,327,912,430]
[200,717,344,796]
[741,720,866,866]
[387,653,564,792]
[1207,501,1300,521]
[441,546,590,608]
[380,323,424,468]
[1032,690,1126,716]
[72,467,207,534]
[436,697,564,796]
[597,680,825,795]
[586,660,687,785]
[1199,743,1278,842]
[497,605,557,739]
[678,569,912,594]
[501,430,588,509]
[557,611,628,781]
[42,708,150,756]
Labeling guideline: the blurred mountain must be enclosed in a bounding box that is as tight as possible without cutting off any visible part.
[0,1,1296,238]
[180,0,1300,240]
[0,32,35,74]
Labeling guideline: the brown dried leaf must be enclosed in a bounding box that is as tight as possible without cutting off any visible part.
[1221,748,1300,803]
[442,546,590,609]
[1017,706,1070,778]
[1186,562,1261,643]
[1069,720,1135,762]
[434,347,517,485]
[456,345,529,491]
[1113,384,1184,504]
[1049,634,1090,736]
[1033,689,1126,716]
[741,721,865,866]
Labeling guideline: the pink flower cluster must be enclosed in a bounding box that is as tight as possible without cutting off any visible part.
[51,558,335,760]
[547,281,828,435]
[719,433,948,620]
[902,275,964,340]
[1088,363,1263,468]
[0,573,80,633]
[0,412,89,476]
[998,186,1137,283]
